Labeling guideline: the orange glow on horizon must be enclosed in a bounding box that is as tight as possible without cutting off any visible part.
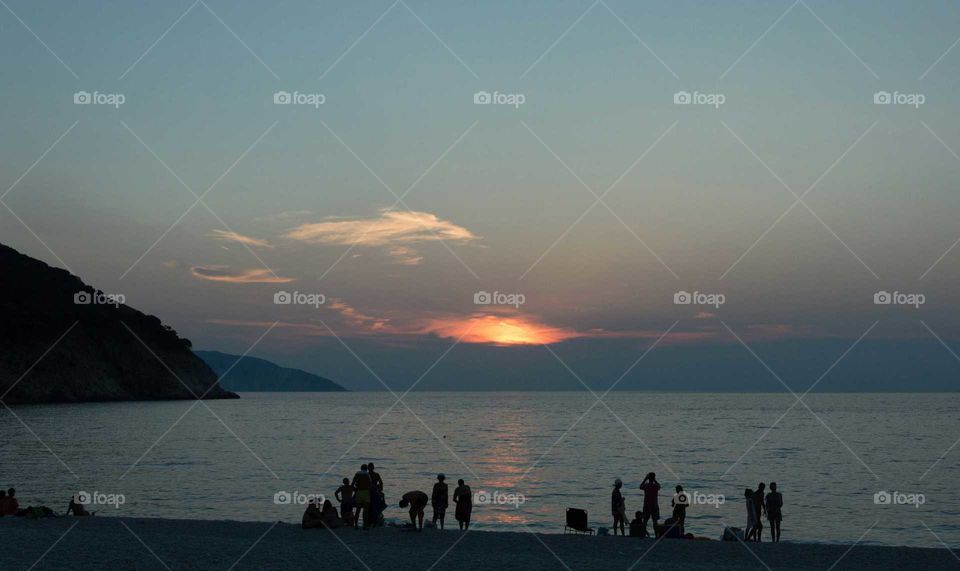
[421,314,581,346]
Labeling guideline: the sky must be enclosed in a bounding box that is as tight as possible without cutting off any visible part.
[2,0,960,390]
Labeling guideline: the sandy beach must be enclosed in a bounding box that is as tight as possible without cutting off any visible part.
[1,516,955,570]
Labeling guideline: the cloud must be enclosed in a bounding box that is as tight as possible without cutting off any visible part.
[207,229,272,248]
[283,209,478,264]
[190,265,294,284]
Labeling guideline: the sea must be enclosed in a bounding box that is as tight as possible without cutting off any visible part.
[2,392,957,548]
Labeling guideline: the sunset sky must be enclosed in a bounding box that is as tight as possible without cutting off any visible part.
[3,0,960,389]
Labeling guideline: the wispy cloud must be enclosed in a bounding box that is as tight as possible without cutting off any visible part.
[207,229,273,248]
[190,265,293,284]
[283,209,479,264]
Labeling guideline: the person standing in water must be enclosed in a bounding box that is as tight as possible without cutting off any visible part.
[671,485,688,536]
[431,474,449,529]
[453,479,473,531]
[351,464,372,529]
[611,479,627,536]
[766,482,783,542]
[639,472,661,531]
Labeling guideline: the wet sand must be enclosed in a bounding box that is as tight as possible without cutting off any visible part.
[1,516,955,570]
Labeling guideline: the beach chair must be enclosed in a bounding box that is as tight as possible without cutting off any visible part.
[564,508,594,535]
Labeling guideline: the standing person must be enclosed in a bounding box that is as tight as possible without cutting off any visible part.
[744,489,756,540]
[335,478,355,525]
[368,462,384,494]
[766,482,783,542]
[351,464,372,529]
[752,483,766,542]
[453,479,473,531]
[431,474,449,529]
[671,485,687,536]
[400,490,429,530]
[639,472,661,531]
[611,479,626,536]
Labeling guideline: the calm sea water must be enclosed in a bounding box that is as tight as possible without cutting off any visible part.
[2,392,957,548]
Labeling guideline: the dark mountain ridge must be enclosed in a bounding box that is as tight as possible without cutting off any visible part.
[194,350,347,392]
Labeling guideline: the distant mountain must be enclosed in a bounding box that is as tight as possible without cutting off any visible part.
[0,243,236,404]
[195,350,347,392]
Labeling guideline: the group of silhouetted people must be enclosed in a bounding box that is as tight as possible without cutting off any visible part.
[303,464,475,532]
[745,482,782,542]
[611,474,784,542]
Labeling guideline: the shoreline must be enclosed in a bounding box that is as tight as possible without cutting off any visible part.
[2,516,955,570]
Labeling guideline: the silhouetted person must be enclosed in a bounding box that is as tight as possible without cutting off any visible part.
[368,462,386,526]
[0,490,6,516]
[351,464,372,529]
[66,495,93,516]
[5,488,18,516]
[335,477,355,525]
[432,474,449,529]
[639,472,661,531]
[671,485,687,536]
[453,479,472,530]
[629,510,646,537]
[611,479,626,536]
[302,499,324,529]
[766,482,783,542]
[752,483,766,542]
[744,489,755,541]
[320,499,342,529]
[368,462,384,493]
[400,490,429,530]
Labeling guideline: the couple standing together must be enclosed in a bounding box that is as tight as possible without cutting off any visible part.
[745,482,783,542]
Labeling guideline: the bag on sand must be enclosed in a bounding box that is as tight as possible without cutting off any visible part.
[722,526,744,541]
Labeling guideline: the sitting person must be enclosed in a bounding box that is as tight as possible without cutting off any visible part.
[66,495,94,516]
[629,510,647,537]
[320,500,342,529]
[302,500,325,529]
[399,490,429,530]
[660,517,683,539]
[4,488,19,516]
